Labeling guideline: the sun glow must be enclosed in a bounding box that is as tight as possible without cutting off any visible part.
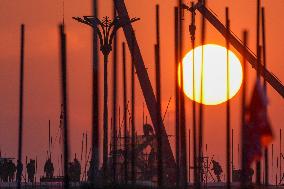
[179,44,243,105]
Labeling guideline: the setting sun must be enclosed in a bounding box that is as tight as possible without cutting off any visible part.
[180,44,243,105]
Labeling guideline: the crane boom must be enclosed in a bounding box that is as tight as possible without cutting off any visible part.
[195,2,284,98]
[113,0,176,184]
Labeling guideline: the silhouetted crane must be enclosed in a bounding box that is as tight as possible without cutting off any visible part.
[182,1,284,98]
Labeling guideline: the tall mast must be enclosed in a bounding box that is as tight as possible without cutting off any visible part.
[174,7,180,188]
[241,31,248,188]
[112,1,118,183]
[90,0,99,183]
[188,2,198,187]
[178,0,188,188]
[131,29,136,184]
[155,4,163,188]
[225,7,231,188]
[122,42,128,183]
[198,0,206,187]
[59,24,70,189]
[17,24,25,189]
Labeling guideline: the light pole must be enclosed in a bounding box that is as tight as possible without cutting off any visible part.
[73,15,139,181]
[181,2,198,187]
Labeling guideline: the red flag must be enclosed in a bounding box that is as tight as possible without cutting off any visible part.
[244,80,273,167]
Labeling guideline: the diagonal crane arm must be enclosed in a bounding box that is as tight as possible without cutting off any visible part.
[113,0,176,183]
[192,2,284,98]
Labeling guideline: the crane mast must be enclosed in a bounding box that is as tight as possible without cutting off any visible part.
[183,1,284,98]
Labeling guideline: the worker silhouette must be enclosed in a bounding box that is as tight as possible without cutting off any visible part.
[211,160,223,182]
[143,124,154,137]
[16,160,23,183]
[1,159,8,182]
[72,157,81,182]
[44,158,54,178]
[0,160,2,182]
[68,156,81,182]
[26,159,35,182]
[7,160,16,182]
[247,167,254,183]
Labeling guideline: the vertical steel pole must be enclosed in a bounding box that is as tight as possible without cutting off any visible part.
[255,0,261,184]
[272,144,274,171]
[188,129,191,183]
[17,24,25,189]
[232,129,234,177]
[261,7,269,186]
[131,30,136,184]
[49,120,51,159]
[155,5,163,188]
[112,2,118,183]
[198,0,206,187]
[85,132,88,181]
[80,133,84,165]
[122,42,128,183]
[238,144,240,168]
[280,129,282,185]
[102,53,109,183]
[174,7,180,189]
[90,0,99,183]
[59,24,70,189]
[225,7,231,188]
[241,31,248,188]
[256,0,260,80]
[189,2,198,187]
[178,1,188,188]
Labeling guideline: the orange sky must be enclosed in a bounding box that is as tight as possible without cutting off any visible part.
[0,0,283,182]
